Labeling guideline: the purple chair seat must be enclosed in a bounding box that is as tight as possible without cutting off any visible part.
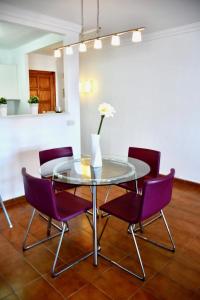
[56,191,92,221]
[100,192,142,224]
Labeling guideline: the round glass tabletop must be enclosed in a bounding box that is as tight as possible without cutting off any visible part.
[43,156,151,186]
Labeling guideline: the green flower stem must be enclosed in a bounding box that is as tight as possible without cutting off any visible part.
[97,115,105,135]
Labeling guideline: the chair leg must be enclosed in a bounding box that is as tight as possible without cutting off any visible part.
[134,213,162,233]
[135,179,139,194]
[101,186,112,217]
[73,187,77,195]
[104,186,112,203]
[135,210,175,252]
[39,213,69,232]
[23,208,36,250]
[161,210,175,251]
[98,215,110,243]
[130,224,146,279]
[47,217,52,236]
[51,222,66,276]
[128,221,143,234]
[23,209,66,251]
[98,219,146,280]
[0,195,13,228]
[51,222,94,277]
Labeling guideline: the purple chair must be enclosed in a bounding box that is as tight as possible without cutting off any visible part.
[118,147,161,194]
[22,168,93,277]
[99,169,175,280]
[39,146,78,193]
[39,146,80,232]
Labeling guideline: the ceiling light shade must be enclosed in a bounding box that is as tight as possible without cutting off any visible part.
[65,46,73,55]
[111,35,120,46]
[94,39,102,49]
[79,42,87,52]
[54,49,61,58]
[132,30,142,43]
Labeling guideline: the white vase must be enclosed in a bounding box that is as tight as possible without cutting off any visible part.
[30,103,38,115]
[91,133,102,167]
[0,104,7,117]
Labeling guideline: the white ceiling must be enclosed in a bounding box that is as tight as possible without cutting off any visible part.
[1,0,200,35]
[0,21,49,49]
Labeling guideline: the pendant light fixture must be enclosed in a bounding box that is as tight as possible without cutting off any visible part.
[111,35,120,46]
[54,0,145,57]
[94,39,102,49]
[132,30,142,42]
[65,46,73,55]
[79,42,87,52]
[54,49,61,58]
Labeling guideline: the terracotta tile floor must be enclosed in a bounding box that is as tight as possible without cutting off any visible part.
[0,182,200,299]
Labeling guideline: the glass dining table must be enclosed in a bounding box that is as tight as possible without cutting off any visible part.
[40,155,150,266]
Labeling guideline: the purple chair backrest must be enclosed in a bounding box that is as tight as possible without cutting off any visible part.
[140,169,175,220]
[22,168,59,220]
[128,147,161,177]
[39,147,73,166]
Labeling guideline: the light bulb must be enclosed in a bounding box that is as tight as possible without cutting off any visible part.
[94,39,102,49]
[65,46,73,55]
[132,30,142,43]
[111,35,120,46]
[84,80,92,93]
[54,49,61,58]
[79,43,87,52]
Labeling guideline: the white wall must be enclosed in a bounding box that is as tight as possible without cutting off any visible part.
[0,113,80,201]
[29,53,56,71]
[80,25,200,183]
[0,64,19,99]
[0,49,14,64]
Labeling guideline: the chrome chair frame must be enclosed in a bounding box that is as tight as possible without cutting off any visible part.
[23,208,94,277]
[0,194,13,228]
[98,209,175,281]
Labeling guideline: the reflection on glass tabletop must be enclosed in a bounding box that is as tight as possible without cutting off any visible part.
[51,156,150,186]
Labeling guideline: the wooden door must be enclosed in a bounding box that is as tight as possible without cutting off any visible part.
[29,70,56,113]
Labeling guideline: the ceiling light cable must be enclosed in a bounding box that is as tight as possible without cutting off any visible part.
[79,0,87,52]
[94,0,102,49]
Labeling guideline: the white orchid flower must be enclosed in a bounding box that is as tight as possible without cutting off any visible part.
[98,103,116,118]
[97,102,116,134]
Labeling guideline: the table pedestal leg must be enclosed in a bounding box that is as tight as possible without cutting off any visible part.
[92,185,98,266]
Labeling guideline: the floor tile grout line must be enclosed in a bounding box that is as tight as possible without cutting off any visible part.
[65,282,91,299]
[39,274,68,300]
[0,272,18,298]
[13,277,43,294]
